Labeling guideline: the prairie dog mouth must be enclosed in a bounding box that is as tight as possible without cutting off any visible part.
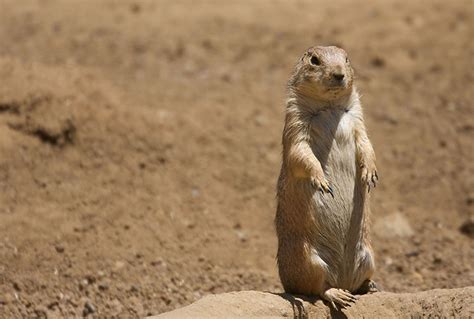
[326,83,346,90]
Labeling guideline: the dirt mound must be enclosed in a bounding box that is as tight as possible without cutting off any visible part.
[0,0,472,317]
[150,287,474,318]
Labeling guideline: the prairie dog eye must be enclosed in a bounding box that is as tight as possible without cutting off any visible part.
[310,56,321,66]
[345,57,349,63]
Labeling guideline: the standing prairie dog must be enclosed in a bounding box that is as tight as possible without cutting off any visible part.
[275,46,379,308]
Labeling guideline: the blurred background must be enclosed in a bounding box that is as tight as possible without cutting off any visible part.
[0,0,472,317]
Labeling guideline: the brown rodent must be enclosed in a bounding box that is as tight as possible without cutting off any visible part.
[275,46,379,308]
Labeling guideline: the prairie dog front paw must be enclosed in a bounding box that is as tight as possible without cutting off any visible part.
[361,161,378,192]
[310,175,334,198]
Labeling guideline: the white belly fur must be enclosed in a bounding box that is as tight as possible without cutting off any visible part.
[309,107,367,289]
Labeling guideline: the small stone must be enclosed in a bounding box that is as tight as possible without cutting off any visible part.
[191,188,200,198]
[55,245,65,253]
[114,261,126,270]
[374,212,414,238]
[83,301,96,316]
[12,282,21,291]
[395,264,404,273]
[184,220,196,229]
[459,218,474,239]
[47,301,59,310]
[405,250,420,258]
[98,282,109,291]
[84,275,96,284]
[254,115,267,127]
[150,259,163,267]
[235,230,247,243]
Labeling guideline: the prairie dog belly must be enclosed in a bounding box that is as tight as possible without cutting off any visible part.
[309,108,365,286]
[310,108,357,218]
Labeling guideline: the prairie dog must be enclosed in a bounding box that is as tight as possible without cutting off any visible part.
[275,46,379,308]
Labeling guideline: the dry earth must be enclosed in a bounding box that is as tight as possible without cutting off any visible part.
[151,287,474,318]
[0,0,473,317]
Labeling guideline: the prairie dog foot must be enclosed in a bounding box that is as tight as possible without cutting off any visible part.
[355,279,380,294]
[321,288,357,308]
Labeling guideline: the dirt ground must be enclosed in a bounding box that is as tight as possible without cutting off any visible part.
[0,0,472,317]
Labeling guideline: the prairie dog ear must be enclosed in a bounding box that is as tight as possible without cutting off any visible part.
[300,52,308,62]
[301,48,314,61]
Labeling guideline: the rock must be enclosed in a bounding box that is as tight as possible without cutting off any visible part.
[405,250,420,257]
[459,218,474,238]
[235,230,247,243]
[148,287,474,318]
[97,281,109,291]
[374,212,414,238]
[54,245,65,253]
[83,301,96,316]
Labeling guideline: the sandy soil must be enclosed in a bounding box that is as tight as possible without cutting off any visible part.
[0,0,472,317]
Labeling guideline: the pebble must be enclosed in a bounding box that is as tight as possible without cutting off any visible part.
[55,245,65,253]
[433,254,443,264]
[83,301,96,316]
[151,259,164,267]
[459,218,474,238]
[374,212,414,238]
[405,250,420,258]
[235,230,247,243]
[98,282,109,291]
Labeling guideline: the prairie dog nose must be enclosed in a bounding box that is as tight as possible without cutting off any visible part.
[332,72,345,81]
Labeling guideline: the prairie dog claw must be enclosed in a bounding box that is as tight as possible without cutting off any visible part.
[311,176,334,198]
[361,164,378,193]
[322,288,358,308]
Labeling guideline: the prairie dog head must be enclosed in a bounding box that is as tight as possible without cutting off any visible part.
[289,46,354,102]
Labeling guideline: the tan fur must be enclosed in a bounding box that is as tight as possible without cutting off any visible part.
[275,46,378,306]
